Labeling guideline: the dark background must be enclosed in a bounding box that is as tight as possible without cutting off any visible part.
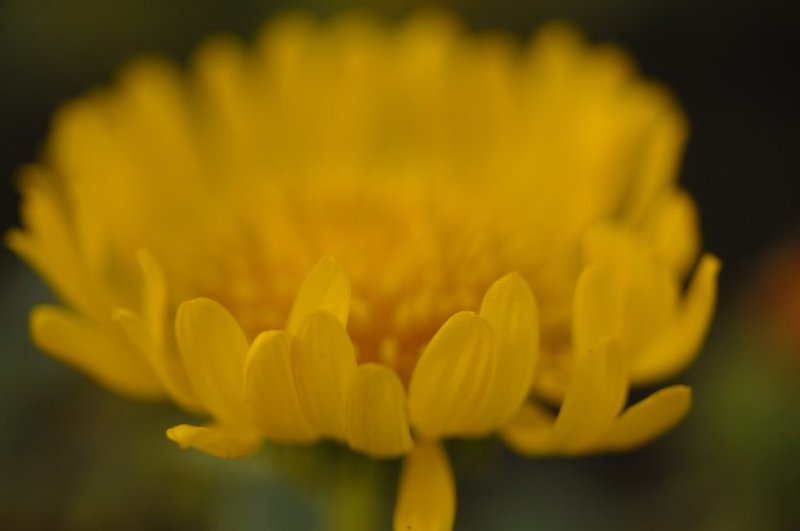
[1,1,799,530]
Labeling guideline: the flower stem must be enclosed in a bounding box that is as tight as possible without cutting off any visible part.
[328,458,385,531]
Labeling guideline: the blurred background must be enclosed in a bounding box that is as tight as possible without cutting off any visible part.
[1,0,799,529]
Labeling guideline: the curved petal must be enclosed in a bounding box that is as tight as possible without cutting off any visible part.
[113,308,200,411]
[550,337,627,452]
[501,337,626,455]
[293,311,357,439]
[31,305,163,399]
[623,108,688,225]
[472,273,539,433]
[408,311,497,439]
[591,385,692,452]
[244,330,318,443]
[136,249,168,346]
[500,401,556,455]
[572,262,622,360]
[286,256,350,335]
[632,254,720,384]
[113,249,202,411]
[166,423,261,458]
[8,169,107,320]
[393,442,455,531]
[346,363,413,458]
[639,189,699,277]
[175,297,250,423]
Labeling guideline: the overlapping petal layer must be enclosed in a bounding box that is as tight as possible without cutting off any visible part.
[8,12,720,531]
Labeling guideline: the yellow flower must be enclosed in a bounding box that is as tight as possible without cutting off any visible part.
[8,12,719,530]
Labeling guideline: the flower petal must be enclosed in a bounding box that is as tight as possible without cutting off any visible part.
[639,189,699,277]
[572,261,623,359]
[346,363,413,458]
[293,311,357,439]
[8,168,106,320]
[286,256,350,335]
[408,311,497,439]
[592,385,692,452]
[500,401,556,455]
[551,337,627,452]
[393,442,455,531]
[501,337,626,455]
[632,254,720,384]
[175,297,250,423]
[244,330,318,443]
[31,305,163,399]
[113,308,201,411]
[136,249,168,346]
[166,423,261,458]
[472,272,539,433]
[112,249,203,411]
[624,108,688,225]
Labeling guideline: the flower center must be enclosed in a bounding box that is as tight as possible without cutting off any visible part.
[195,173,550,382]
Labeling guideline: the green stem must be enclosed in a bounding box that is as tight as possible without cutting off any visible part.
[328,458,384,531]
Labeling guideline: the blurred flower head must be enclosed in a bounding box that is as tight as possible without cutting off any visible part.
[7,11,719,529]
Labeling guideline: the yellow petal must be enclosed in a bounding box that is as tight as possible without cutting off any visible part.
[31,305,163,399]
[166,424,261,458]
[113,308,201,412]
[593,385,692,452]
[623,248,679,354]
[408,311,497,439]
[624,108,688,225]
[112,250,203,411]
[500,401,557,455]
[640,189,699,277]
[552,337,627,452]
[286,256,350,335]
[632,254,720,384]
[293,311,357,439]
[581,220,632,265]
[572,262,622,363]
[472,272,539,433]
[346,363,413,458]
[7,168,105,320]
[505,338,626,455]
[393,442,455,531]
[244,330,318,443]
[136,249,168,346]
[175,297,250,423]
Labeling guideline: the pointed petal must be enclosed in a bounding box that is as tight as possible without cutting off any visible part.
[500,401,557,455]
[166,424,261,458]
[286,256,350,335]
[640,190,699,277]
[136,249,168,345]
[113,308,201,412]
[244,330,318,443]
[31,305,163,399]
[624,108,688,224]
[408,311,497,439]
[593,385,692,452]
[550,337,627,453]
[632,254,721,384]
[393,442,455,531]
[473,273,539,432]
[113,250,202,411]
[175,298,250,423]
[8,169,106,319]
[346,363,413,458]
[293,311,357,439]
[572,261,623,361]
